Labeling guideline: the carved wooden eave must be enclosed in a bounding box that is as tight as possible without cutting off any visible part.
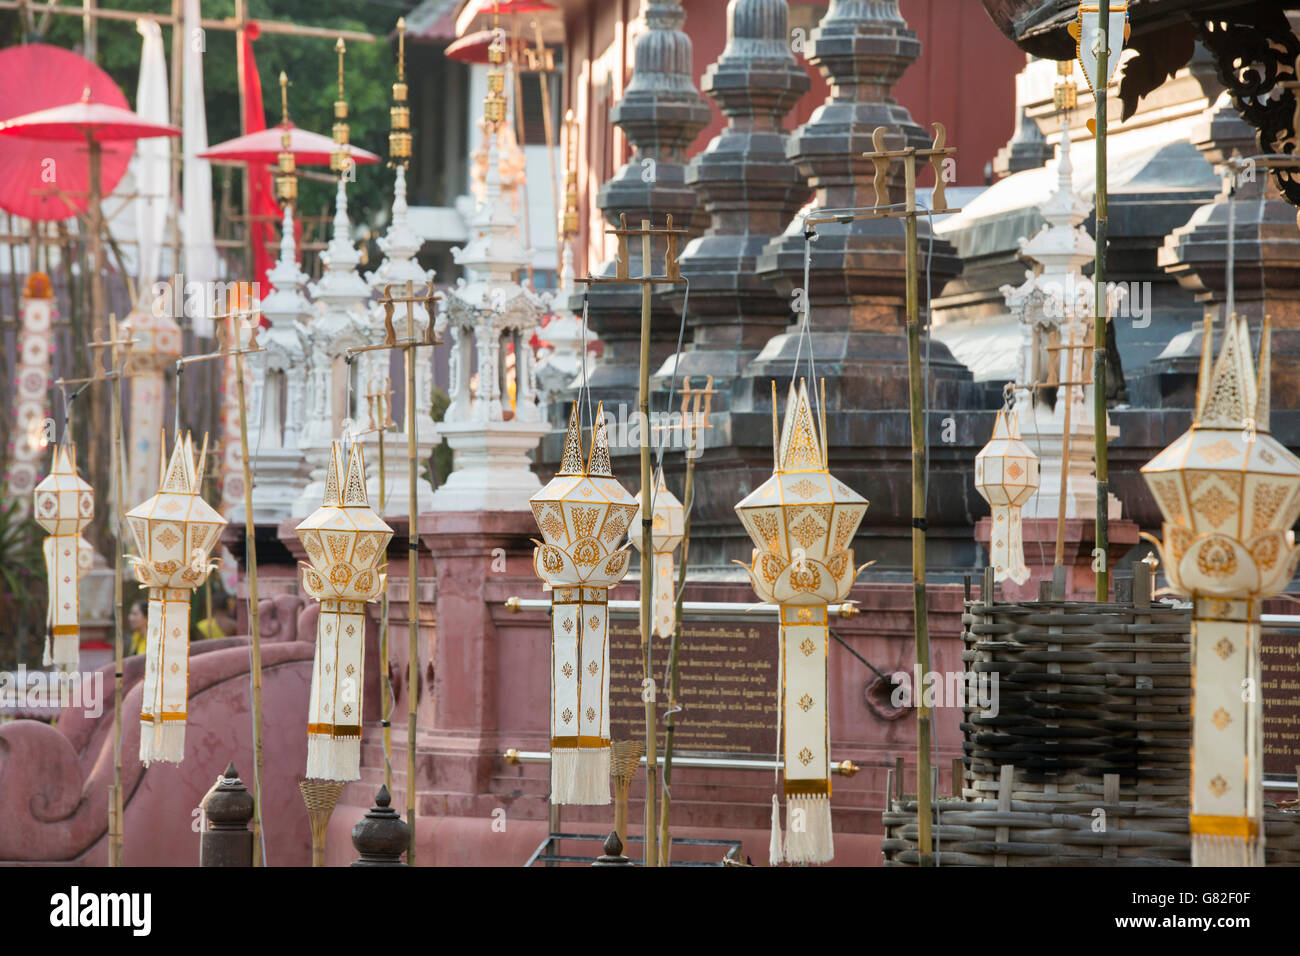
[982,1,1300,207]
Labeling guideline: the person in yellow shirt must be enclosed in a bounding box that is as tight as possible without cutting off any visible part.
[127,600,147,656]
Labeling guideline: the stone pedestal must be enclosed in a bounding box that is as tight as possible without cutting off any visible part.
[433,421,550,511]
[975,516,1141,602]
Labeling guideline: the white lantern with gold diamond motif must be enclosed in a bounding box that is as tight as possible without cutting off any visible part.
[974,409,1040,585]
[34,444,94,669]
[1142,315,1300,867]
[296,440,393,781]
[735,379,869,865]
[529,403,635,805]
[630,468,685,638]
[126,432,226,765]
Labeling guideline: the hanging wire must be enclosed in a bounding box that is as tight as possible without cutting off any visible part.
[58,381,90,446]
[649,277,691,522]
[578,296,595,438]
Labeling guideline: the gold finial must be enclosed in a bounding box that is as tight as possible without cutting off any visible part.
[332,38,351,174]
[389,16,412,168]
[1054,58,1077,111]
[276,72,297,205]
[484,14,508,127]
[560,110,579,238]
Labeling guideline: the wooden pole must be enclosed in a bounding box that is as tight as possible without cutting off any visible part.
[87,136,104,347]
[1054,330,1076,568]
[378,416,392,793]
[658,433,694,866]
[109,352,126,867]
[404,332,419,865]
[903,152,934,866]
[1092,3,1111,601]
[233,333,264,866]
[637,220,658,868]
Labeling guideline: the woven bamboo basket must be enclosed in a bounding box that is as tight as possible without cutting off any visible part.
[881,566,1300,865]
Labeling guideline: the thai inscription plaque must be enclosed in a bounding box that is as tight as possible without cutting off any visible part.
[1262,626,1300,779]
[608,616,779,757]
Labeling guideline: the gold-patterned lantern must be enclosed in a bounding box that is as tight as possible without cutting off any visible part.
[974,409,1040,585]
[34,444,94,669]
[1141,315,1300,867]
[388,17,411,166]
[529,404,636,805]
[126,432,226,765]
[296,440,393,781]
[734,380,869,865]
[630,468,685,638]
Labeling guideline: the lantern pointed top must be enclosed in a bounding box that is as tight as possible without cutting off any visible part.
[160,432,199,494]
[557,404,585,476]
[1196,314,1265,431]
[776,379,825,474]
[587,402,613,477]
[322,442,344,507]
[50,442,77,474]
[990,408,1021,441]
[1256,315,1272,431]
[342,441,370,507]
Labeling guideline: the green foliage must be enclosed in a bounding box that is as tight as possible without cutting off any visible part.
[0,499,48,670]
[4,0,411,228]
[429,384,451,488]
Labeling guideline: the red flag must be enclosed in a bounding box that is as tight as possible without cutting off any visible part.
[237,21,280,287]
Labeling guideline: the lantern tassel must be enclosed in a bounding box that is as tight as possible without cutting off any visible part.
[769,793,784,865]
[784,793,834,865]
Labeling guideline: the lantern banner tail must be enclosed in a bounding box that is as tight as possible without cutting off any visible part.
[307,599,365,781]
[42,535,81,669]
[1190,600,1264,867]
[780,605,832,864]
[139,587,191,765]
[990,504,1031,585]
[550,586,611,805]
[655,550,675,639]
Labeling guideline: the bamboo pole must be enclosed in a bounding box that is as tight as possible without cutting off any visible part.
[109,344,126,867]
[378,408,392,793]
[1054,330,1076,568]
[233,331,264,866]
[657,434,694,866]
[636,221,658,868]
[903,153,933,867]
[1092,3,1111,602]
[404,336,418,865]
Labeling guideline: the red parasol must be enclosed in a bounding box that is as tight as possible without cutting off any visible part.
[0,43,133,222]
[0,97,181,142]
[0,91,180,334]
[199,122,381,167]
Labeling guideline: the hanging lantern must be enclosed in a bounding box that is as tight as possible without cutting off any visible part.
[974,408,1040,585]
[1141,315,1300,867]
[735,380,869,865]
[529,404,636,805]
[630,468,685,638]
[296,440,393,781]
[126,432,226,765]
[34,444,94,669]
